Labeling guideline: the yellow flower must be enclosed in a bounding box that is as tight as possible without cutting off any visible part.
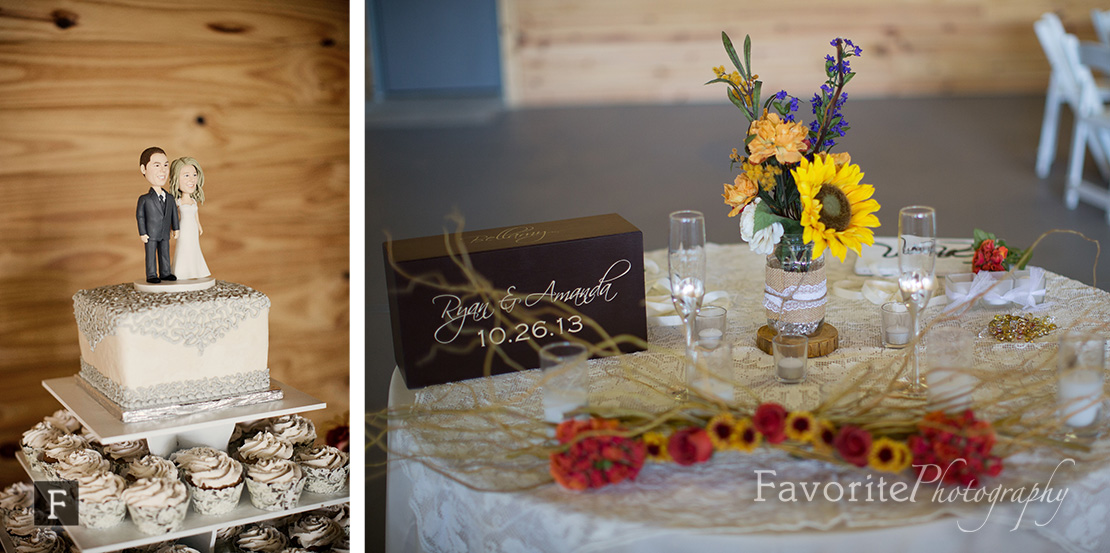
[707,413,737,451]
[743,160,781,192]
[723,173,758,217]
[713,65,727,78]
[794,153,881,262]
[784,411,817,443]
[747,112,809,165]
[642,432,671,462]
[730,148,741,163]
[813,419,837,454]
[730,418,762,453]
[728,71,743,87]
[868,437,912,473]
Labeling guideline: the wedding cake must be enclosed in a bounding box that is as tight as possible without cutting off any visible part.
[74,281,274,415]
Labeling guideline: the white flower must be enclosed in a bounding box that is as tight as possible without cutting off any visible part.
[750,222,784,255]
[739,198,761,242]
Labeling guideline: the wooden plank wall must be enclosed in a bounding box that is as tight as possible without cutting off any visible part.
[498,0,1106,106]
[0,0,349,485]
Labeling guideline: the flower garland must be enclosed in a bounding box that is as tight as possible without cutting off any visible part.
[549,404,1003,491]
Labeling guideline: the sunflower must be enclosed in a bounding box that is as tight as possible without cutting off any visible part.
[729,418,762,453]
[868,437,912,473]
[707,413,738,451]
[784,411,817,443]
[641,432,671,462]
[794,153,881,261]
[813,419,837,454]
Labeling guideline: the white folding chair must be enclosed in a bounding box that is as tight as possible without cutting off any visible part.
[1036,18,1110,222]
[1034,13,1110,180]
[1092,9,1110,47]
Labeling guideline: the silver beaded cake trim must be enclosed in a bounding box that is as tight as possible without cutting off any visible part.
[73,281,270,354]
[77,362,282,422]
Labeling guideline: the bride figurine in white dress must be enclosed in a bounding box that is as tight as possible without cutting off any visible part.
[168,156,211,279]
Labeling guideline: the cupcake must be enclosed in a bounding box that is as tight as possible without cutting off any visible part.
[330,535,350,553]
[278,549,311,553]
[11,528,66,553]
[122,541,172,553]
[75,471,127,529]
[268,415,316,452]
[0,482,33,515]
[287,514,342,551]
[121,477,189,535]
[214,524,244,553]
[103,440,149,473]
[44,409,82,434]
[79,427,103,452]
[244,458,305,511]
[3,506,35,537]
[229,419,272,456]
[55,448,111,481]
[20,422,63,472]
[295,446,348,495]
[235,525,288,553]
[237,432,294,465]
[126,455,180,482]
[178,451,244,515]
[170,446,223,470]
[39,434,88,479]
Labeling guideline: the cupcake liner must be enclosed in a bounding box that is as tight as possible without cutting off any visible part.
[187,480,244,516]
[127,500,189,534]
[245,477,305,511]
[300,465,349,495]
[79,498,126,529]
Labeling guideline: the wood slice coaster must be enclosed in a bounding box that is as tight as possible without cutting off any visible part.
[756,323,838,358]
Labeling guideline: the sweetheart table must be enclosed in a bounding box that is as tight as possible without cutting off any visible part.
[385,242,1110,553]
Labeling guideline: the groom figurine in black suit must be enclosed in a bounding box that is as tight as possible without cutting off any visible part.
[137,146,179,283]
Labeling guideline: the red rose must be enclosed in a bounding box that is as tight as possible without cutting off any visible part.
[972,239,1008,273]
[753,403,788,444]
[834,425,872,467]
[667,427,714,466]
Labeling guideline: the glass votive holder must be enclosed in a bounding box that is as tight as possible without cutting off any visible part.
[695,306,727,348]
[688,340,734,403]
[1057,331,1106,434]
[925,327,977,413]
[773,334,808,384]
[539,341,590,423]
[880,302,912,348]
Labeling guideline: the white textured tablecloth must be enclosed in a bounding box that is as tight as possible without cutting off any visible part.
[386,242,1110,553]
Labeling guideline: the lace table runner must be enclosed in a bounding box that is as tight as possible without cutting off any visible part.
[392,243,1110,553]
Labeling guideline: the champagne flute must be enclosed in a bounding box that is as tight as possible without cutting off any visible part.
[669,210,706,395]
[894,206,937,399]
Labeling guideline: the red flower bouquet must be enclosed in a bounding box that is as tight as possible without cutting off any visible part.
[970,229,1029,274]
[907,410,1003,488]
[549,418,646,490]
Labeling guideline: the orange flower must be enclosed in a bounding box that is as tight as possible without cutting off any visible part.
[723,173,758,216]
[747,112,808,165]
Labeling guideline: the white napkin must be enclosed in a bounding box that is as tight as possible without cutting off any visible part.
[855,237,974,277]
[944,267,1047,311]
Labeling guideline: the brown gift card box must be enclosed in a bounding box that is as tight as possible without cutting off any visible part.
[383,214,648,389]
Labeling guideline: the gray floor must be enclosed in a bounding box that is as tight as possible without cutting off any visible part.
[365,94,1110,550]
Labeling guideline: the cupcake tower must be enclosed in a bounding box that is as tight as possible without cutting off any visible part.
[6,409,349,551]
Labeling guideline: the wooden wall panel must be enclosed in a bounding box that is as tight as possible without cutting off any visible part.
[498,0,1107,106]
[0,0,349,486]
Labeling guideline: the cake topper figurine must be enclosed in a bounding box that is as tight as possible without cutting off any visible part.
[136,147,179,284]
[168,156,211,280]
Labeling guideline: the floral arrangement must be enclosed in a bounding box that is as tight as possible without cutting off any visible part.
[970,229,1031,273]
[549,403,1004,491]
[710,33,881,261]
